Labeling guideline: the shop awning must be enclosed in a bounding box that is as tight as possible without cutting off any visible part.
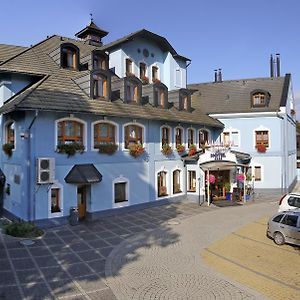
[65,164,102,184]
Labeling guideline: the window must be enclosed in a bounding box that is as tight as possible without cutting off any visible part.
[114,182,128,203]
[272,214,284,223]
[175,69,181,87]
[173,170,181,194]
[188,171,196,192]
[180,92,188,110]
[92,74,107,98]
[126,58,133,75]
[187,129,194,147]
[139,62,146,79]
[94,122,115,148]
[61,45,78,69]
[175,127,183,146]
[93,53,107,70]
[255,130,269,147]
[254,166,261,181]
[51,188,61,213]
[281,215,298,227]
[157,171,167,197]
[287,196,300,209]
[126,81,138,102]
[231,131,239,146]
[252,92,267,106]
[5,121,15,148]
[57,120,83,145]
[152,66,159,82]
[199,129,209,147]
[124,124,143,148]
[223,132,230,145]
[155,87,166,107]
[161,126,170,145]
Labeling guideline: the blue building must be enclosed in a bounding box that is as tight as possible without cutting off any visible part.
[0,22,224,223]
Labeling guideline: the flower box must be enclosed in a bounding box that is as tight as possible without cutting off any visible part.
[188,144,197,156]
[128,143,145,158]
[56,143,85,157]
[96,144,118,155]
[176,144,185,154]
[140,76,149,85]
[256,144,266,153]
[161,144,173,156]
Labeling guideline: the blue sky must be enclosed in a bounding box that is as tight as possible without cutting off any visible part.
[1,0,300,113]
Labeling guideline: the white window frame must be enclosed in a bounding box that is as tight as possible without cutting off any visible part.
[171,166,184,196]
[3,119,16,151]
[198,128,211,149]
[251,164,263,182]
[112,176,129,208]
[222,127,240,147]
[91,120,119,151]
[54,117,87,151]
[174,126,185,149]
[253,125,271,150]
[160,125,172,149]
[122,122,146,151]
[48,182,63,218]
[156,166,169,200]
[175,68,182,88]
[187,168,198,194]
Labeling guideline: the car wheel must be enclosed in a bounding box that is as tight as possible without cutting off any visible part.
[273,232,285,245]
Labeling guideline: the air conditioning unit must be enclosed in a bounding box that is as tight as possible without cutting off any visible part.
[37,158,55,184]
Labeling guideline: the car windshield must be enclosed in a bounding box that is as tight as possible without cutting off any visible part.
[287,196,300,208]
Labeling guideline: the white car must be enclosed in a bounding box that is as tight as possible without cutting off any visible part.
[278,193,300,212]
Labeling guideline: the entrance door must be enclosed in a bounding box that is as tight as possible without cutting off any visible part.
[77,186,86,219]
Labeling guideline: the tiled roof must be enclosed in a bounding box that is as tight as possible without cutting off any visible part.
[0,36,221,128]
[0,44,27,63]
[189,75,290,115]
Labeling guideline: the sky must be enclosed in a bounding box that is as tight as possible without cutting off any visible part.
[1,0,300,115]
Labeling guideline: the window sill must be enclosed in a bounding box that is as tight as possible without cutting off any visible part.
[49,212,63,218]
[114,201,129,208]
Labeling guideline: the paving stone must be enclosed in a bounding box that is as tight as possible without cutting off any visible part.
[22,282,53,300]
[11,257,35,270]
[88,239,110,249]
[98,247,113,258]
[42,237,64,246]
[66,262,92,278]
[87,288,117,300]
[34,255,60,268]
[16,269,44,284]
[109,228,132,236]
[104,236,124,246]
[40,266,71,281]
[76,249,103,262]
[48,244,71,254]
[0,258,11,270]
[7,248,30,259]
[87,259,106,273]
[58,234,79,244]
[49,279,82,298]
[69,242,91,252]
[0,285,22,300]
[0,270,17,286]
[75,274,107,292]
[55,252,81,265]
[5,241,23,249]
[28,246,51,257]
[79,233,99,241]
[53,229,74,236]
[96,231,117,239]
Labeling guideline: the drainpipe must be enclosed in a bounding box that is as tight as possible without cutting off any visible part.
[27,110,39,221]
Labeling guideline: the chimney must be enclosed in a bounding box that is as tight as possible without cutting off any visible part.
[218,68,222,82]
[270,54,274,77]
[276,53,280,77]
[214,69,218,82]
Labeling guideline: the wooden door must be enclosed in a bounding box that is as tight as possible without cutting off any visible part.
[77,186,86,219]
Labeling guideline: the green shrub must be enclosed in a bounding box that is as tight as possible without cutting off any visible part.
[4,221,43,238]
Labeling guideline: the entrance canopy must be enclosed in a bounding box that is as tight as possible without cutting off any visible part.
[200,160,237,171]
[65,164,102,184]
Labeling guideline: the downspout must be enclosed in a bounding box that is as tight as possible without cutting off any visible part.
[276,111,285,193]
[27,110,39,221]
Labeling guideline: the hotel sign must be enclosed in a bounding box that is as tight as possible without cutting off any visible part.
[210,150,226,161]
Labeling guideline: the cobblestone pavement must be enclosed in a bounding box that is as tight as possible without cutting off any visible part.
[0,200,219,299]
[202,217,300,300]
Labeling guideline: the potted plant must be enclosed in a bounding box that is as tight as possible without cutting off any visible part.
[176,144,185,154]
[188,144,197,156]
[128,143,145,158]
[161,143,173,156]
[97,144,118,155]
[159,186,167,196]
[56,143,85,157]
[256,144,266,153]
[224,182,231,200]
[2,143,14,157]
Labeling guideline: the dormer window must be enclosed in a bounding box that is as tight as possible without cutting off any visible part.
[126,81,138,102]
[126,58,133,76]
[251,90,270,107]
[93,52,108,70]
[179,90,190,111]
[155,87,167,107]
[139,63,146,78]
[61,44,79,70]
[152,66,159,82]
[92,74,107,98]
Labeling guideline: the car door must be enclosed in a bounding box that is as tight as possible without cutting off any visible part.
[280,214,300,244]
